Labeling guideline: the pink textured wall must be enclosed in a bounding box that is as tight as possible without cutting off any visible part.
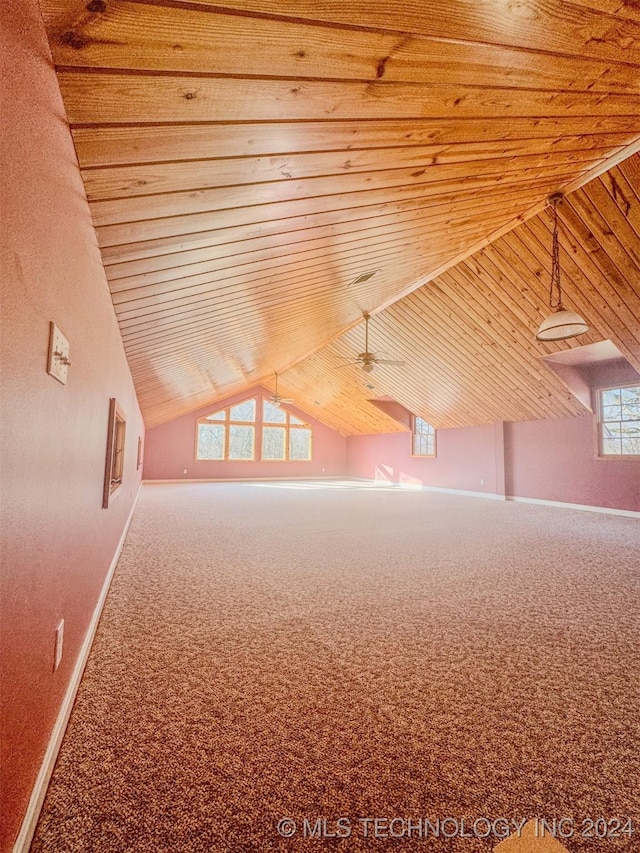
[584,359,639,390]
[347,423,503,493]
[347,416,638,511]
[504,415,640,511]
[143,387,347,480]
[0,2,144,848]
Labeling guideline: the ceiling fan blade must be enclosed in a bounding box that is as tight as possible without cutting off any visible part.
[374,359,406,366]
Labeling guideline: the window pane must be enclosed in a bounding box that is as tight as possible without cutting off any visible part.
[415,417,434,437]
[228,425,254,459]
[601,438,621,456]
[197,423,225,459]
[289,414,304,425]
[262,426,286,460]
[603,422,624,438]
[602,404,622,422]
[621,436,640,455]
[289,428,311,460]
[600,387,640,456]
[263,401,286,423]
[413,433,433,456]
[601,389,622,406]
[620,387,640,406]
[205,410,225,421]
[621,421,640,454]
[230,399,256,422]
[622,404,640,420]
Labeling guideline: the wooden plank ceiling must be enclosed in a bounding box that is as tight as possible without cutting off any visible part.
[40,0,640,430]
[280,157,640,433]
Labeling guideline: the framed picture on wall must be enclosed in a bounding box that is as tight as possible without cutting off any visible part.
[103,398,126,508]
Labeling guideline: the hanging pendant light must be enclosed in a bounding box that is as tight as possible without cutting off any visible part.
[535,193,589,342]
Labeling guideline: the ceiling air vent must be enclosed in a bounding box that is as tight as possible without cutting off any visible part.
[349,270,378,287]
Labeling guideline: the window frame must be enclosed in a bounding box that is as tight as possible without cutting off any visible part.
[595,383,640,460]
[103,398,126,508]
[411,415,436,458]
[195,399,257,461]
[261,401,312,462]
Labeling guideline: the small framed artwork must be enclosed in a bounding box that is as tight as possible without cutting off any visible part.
[103,398,126,508]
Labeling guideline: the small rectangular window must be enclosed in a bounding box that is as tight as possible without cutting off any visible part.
[597,384,640,457]
[412,416,436,457]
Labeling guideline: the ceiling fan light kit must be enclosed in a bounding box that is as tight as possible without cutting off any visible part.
[535,192,589,343]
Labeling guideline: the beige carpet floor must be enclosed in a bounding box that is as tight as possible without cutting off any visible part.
[32,482,640,852]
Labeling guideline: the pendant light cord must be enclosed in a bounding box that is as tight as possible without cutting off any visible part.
[549,196,564,311]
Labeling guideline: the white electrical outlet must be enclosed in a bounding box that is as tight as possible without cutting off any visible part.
[480,478,485,486]
[183,469,188,474]
[54,619,64,671]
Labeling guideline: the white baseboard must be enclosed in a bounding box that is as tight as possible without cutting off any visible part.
[420,485,506,500]
[506,495,640,518]
[143,475,343,484]
[12,483,142,853]
[353,479,639,516]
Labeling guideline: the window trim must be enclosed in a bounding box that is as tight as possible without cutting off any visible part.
[411,415,436,458]
[195,398,257,461]
[595,382,640,460]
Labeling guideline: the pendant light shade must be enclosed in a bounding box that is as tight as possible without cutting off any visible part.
[535,193,589,342]
[535,309,590,341]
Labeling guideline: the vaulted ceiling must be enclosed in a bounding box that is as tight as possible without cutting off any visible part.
[41,0,640,430]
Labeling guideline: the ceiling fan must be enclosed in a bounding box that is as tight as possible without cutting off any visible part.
[341,312,406,373]
[267,373,294,406]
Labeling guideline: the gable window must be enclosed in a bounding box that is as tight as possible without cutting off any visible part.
[597,384,640,458]
[412,416,436,457]
[196,398,256,460]
[262,400,312,461]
